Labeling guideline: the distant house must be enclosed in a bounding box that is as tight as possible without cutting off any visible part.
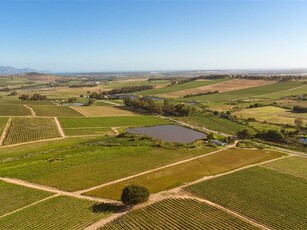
[299,137,307,145]
[211,139,227,146]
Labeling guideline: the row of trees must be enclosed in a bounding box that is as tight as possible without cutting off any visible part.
[90,85,154,99]
[293,106,307,113]
[19,93,48,101]
[124,97,195,116]
[183,90,219,98]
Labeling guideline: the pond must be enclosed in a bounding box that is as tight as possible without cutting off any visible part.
[127,125,205,143]
[62,102,84,106]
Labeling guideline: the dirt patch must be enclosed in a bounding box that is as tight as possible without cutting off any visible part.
[168,79,276,97]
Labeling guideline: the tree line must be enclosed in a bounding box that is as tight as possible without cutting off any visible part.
[19,93,48,101]
[123,97,195,116]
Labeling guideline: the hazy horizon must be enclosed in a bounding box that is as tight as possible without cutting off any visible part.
[1,0,307,72]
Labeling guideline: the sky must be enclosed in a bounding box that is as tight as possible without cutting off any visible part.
[0,0,307,72]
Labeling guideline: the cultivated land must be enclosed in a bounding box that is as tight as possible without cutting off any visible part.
[0,104,32,116]
[169,79,276,97]
[3,117,61,145]
[136,78,228,96]
[0,74,305,229]
[30,105,83,117]
[0,180,52,216]
[102,198,258,230]
[233,106,307,126]
[0,136,216,191]
[85,148,284,200]
[70,105,139,117]
[0,196,118,229]
[185,166,307,230]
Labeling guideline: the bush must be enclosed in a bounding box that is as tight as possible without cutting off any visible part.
[121,185,150,206]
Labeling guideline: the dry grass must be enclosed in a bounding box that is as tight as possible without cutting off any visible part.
[233,106,307,126]
[70,106,140,117]
[168,79,276,97]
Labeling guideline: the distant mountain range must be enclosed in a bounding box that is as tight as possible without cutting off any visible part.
[0,66,38,74]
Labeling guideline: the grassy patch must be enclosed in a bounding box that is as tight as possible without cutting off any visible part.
[102,198,257,230]
[0,196,118,229]
[185,166,307,230]
[63,127,114,136]
[86,148,284,200]
[0,180,52,216]
[4,117,60,145]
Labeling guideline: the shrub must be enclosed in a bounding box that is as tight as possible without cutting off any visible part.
[121,185,150,206]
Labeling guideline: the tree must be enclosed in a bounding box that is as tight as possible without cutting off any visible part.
[294,118,304,128]
[237,129,251,139]
[121,185,150,206]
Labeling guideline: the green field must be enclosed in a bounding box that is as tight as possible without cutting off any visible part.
[0,180,52,216]
[86,148,284,200]
[262,156,307,179]
[186,81,305,102]
[136,78,229,96]
[0,117,9,133]
[30,105,83,117]
[185,166,307,230]
[0,196,118,229]
[175,113,252,135]
[0,100,54,105]
[0,136,215,191]
[63,127,114,136]
[4,117,60,145]
[102,198,258,230]
[59,115,172,129]
[0,104,31,116]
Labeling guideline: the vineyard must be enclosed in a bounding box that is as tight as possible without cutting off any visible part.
[30,105,83,117]
[102,198,258,229]
[86,148,284,200]
[0,117,9,134]
[262,156,307,179]
[0,180,52,216]
[0,104,31,116]
[0,196,119,229]
[3,117,61,145]
[59,115,172,129]
[185,166,307,230]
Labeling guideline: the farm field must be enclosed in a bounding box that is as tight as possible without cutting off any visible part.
[185,166,307,230]
[63,127,114,136]
[0,100,54,105]
[0,136,216,191]
[59,115,171,129]
[3,117,61,145]
[185,81,305,102]
[175,113,252,135]
[102,198,258,230]
[136,78,228,96]
[233,106,307,126]
[70,105,139,117]
[276,99,307,109]
[169,79,276,98]
[0,196,118,229]
[85,148,284,200]
[30,105,83,117]
[0,104,31,116]
[0,117,9,133]
[0,180,52,216]
[261,84,307,99]
[262,156,307,179]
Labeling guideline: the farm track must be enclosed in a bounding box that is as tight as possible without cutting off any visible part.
[54,117,65,137]
[0,177,120,205]
[23,105,36,116]
[159,115,231,137]
[75,143,237,195]
[0,117,11,145]
[0,194,60,220]
[99,100,121,106]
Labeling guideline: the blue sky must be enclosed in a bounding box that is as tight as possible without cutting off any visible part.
[1,0,307,72]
